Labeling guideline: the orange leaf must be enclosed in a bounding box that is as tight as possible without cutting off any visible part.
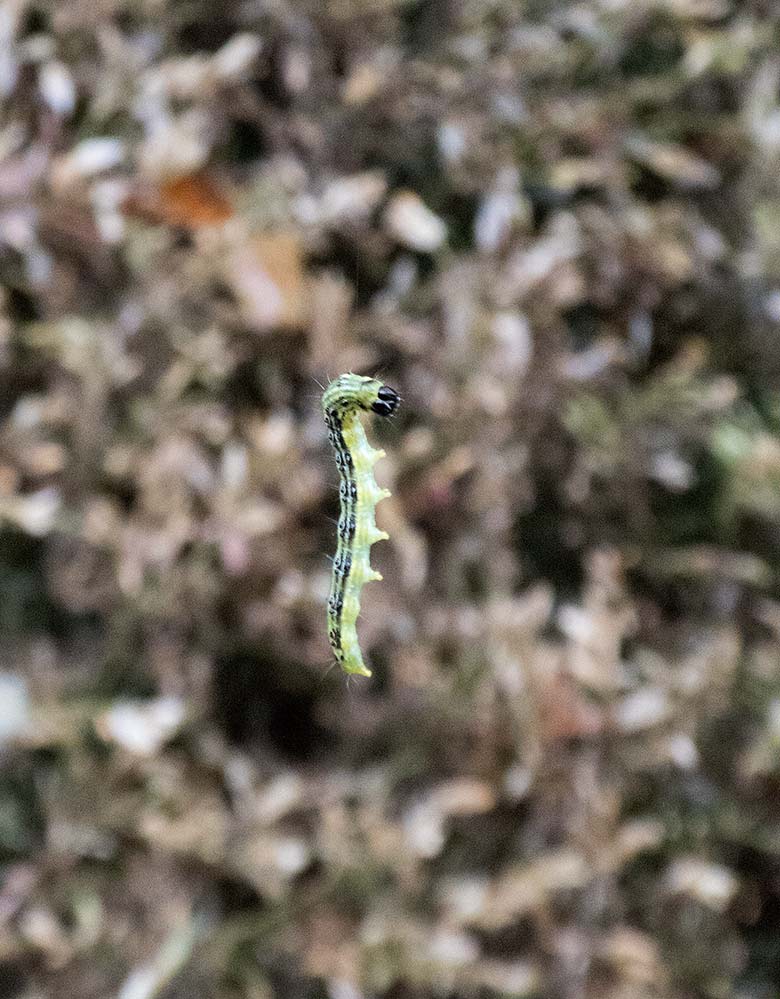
[123,172,234,228]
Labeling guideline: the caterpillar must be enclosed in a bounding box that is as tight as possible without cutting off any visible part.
[322,373,400,677]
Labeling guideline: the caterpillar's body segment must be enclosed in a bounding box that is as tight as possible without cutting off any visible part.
[322,374,400,677]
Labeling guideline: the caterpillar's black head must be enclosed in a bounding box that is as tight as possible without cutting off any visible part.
[371,384,400,417]
[322,374,400,419]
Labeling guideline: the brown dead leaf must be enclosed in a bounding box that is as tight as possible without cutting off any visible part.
[124,172,234,228]
[226,231,309,331]
[539,672,604,743]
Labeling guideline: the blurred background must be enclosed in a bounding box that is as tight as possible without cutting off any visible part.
[2,1,780,997]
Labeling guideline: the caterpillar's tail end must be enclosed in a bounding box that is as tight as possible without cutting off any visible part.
[344,662,372,678]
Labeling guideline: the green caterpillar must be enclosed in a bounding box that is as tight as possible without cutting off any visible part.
[322,373,400,677]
